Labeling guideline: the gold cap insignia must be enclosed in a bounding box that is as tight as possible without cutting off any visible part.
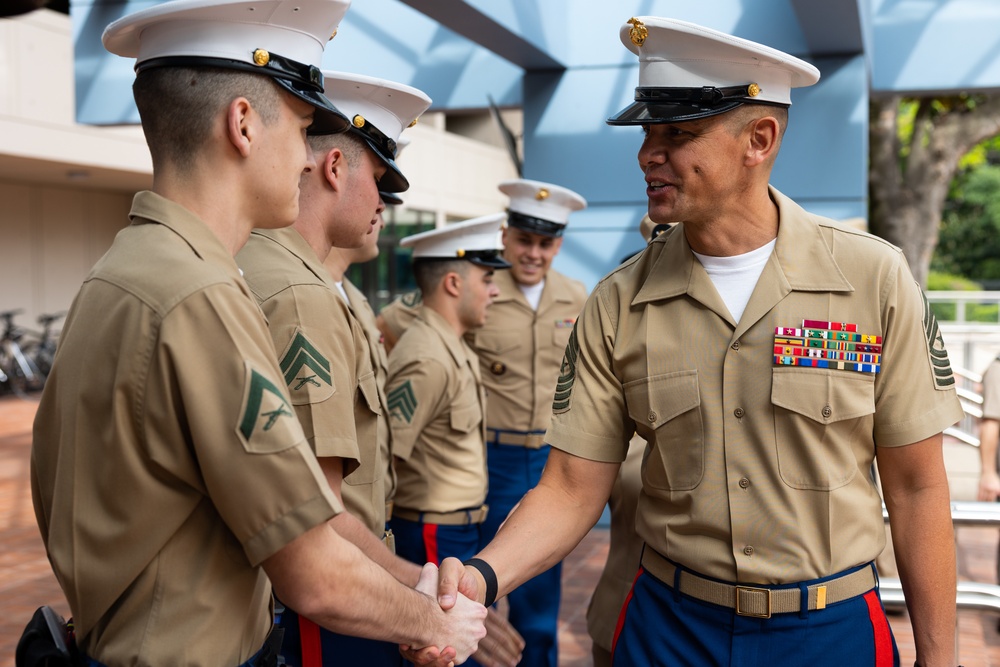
[329,29,338,41]
[627,18,647,47]
[456,249,466,258]
[252,49,270,66]
[536,188,550,200]
[747,83,761,97]
[352,115,366,128]
[409,118,419,128]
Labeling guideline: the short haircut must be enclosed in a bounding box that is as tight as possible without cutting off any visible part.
[724,104,788,141]
[308,130,369,167]
[133,66,283,170]
[413,258,467,294]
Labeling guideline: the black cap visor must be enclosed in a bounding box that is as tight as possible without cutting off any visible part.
[379,190,404,206]
[607,85,787,125]
[275,79,350,135]
[345,119,408,193]
[506,211,566,238]
[468,250,512,269]
[414,251,511,270]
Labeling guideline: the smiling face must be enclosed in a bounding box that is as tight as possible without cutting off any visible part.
[501,227,563,287]
[638,112,752,227]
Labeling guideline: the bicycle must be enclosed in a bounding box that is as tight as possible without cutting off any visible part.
[0,309,44,397]
[27,310,66,378]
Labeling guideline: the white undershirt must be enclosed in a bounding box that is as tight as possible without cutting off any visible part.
[692,240,776,323]
[334,280,349,302]
[519,279,545,311]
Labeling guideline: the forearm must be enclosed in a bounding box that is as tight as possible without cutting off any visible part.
[879,437,956,667]
[266,522,451,646]
[475,449,619,601]
[329,511,422,586]
[888,486,956,666]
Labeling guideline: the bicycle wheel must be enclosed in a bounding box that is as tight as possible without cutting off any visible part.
[5,346,43,397]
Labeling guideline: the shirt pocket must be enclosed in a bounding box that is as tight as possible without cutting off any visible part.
[474,329,522,356]
[771,368,875,490]
[450,401,481,434]
[358,370,381,417]
[624,370,704,491]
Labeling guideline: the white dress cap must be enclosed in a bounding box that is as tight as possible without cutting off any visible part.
[401,213,511,269]
[102,0,352,133]
[498,178,587,238]
[321,70,432,193]
[608,16,820,125]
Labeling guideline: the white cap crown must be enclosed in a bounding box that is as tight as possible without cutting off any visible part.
[608,16,819,125]
[499,178,586,237]
[401,213,510,269]
[321,70,431,192]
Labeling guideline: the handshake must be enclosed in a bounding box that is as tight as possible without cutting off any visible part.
[402,558,523,667]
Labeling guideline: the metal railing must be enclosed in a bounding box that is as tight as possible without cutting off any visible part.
[926,291,1000,325]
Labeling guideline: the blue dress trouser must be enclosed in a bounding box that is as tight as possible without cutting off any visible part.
[479,441,560,667]
[275,604,403,667]
[612,563,899,667]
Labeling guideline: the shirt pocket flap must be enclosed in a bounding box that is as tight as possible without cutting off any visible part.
[771,369,876,424]
[473,330,521,355]
[450,402,481,433]
[624,370,701,429]
[358,371,381,415]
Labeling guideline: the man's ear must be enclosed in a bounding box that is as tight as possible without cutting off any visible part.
[226,97,254,158]
[323,147,347,191]
[443,271,462,298]
[745,115,780,167]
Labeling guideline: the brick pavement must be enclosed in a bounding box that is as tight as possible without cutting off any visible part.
[3,395,1000,665]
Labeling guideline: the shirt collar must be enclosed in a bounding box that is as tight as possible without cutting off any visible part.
[128,191,242,278]
[632,185,853,306]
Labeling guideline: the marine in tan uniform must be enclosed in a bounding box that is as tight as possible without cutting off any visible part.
[444,17,964,667]
[386,215,510,602]
[28,3,487,665]
[466,179,586,667]
[239,72,507,667]
[587,217,669,667]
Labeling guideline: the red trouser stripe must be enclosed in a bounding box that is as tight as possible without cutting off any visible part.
[423,523,440,565]
[299,614,322,667]
[863,589,893,667]
[610,566,644,665]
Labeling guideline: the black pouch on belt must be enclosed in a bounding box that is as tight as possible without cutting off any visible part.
[15,605,78,667]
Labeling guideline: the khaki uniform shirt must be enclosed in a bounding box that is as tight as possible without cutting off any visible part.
[471,269,587,433]
[982,358,1000,420]
[387,307,488,512]
[379,290,422,345]
[586,435,646,653]
[547,186,965,584]
[343,279,397,509]
[31,192,340,667]
[239,229,385,531]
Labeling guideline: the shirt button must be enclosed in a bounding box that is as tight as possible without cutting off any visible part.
[648,410,657,422]
[822,405,832,419]
[739,477,750,489]
[734,407,745,419]
[731,340,741,351]
[743,546,754,557]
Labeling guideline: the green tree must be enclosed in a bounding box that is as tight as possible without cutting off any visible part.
[933,163,1000,280]
[869,94,1000,287]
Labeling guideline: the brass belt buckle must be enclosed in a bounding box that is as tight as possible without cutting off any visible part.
[735,586,772,618]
